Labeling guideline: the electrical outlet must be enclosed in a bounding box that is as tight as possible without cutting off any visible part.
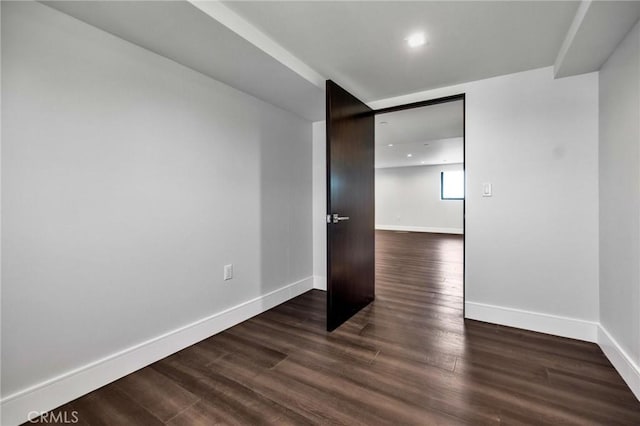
[224,264,233,281]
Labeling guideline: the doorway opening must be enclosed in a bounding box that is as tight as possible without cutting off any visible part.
[374,96,465,316]
[325,79,465,330]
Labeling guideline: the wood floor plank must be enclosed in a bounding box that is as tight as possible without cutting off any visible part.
[209,354,385,425]
[165,400,239,426]
[153,356,309,425]
[31,230,640,425]
[69,385,164,426]
[272,356,462,425]
[113,366,200,422]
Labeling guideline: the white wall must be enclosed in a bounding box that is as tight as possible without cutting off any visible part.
[312,121,326,290]
[599,19,640,397]
[1,1,312,420]
[368,66,600,338]
[375,164,463,233]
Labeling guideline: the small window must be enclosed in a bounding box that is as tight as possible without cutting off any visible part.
[441,170,464,200]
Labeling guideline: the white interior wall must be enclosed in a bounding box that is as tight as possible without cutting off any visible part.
[460,68,599,331]
[1,2,312,422]
[375,164,463,233]
[312,121,327,290]
[598,19,640,399]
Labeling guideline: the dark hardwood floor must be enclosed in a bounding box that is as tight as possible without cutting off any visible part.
[36,231,640,425]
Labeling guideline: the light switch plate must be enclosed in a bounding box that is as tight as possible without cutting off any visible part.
[482,183,492,197]
[224,264,233,281]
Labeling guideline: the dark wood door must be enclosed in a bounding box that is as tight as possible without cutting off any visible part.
[326,80,375,331]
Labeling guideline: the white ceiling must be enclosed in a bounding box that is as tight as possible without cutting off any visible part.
[224,1,580,102]
[375,100,463,169]
[41,1,640,122]
[42,1,325,121]
[554,1,640,78]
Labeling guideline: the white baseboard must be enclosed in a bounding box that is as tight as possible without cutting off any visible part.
[375,225,463,234]
[598,325,640,400]
[464,301,599,343]
[0,277,314,426]
[313,275,327,291]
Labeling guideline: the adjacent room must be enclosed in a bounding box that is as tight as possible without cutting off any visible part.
[374,100,465,320]
[2,1,640,424]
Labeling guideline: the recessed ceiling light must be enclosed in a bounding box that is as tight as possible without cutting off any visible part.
[387,143,393,147]
[406,32,426,48]
[421,161,425,164]
[407,154,413,158]
[443,159,447,162]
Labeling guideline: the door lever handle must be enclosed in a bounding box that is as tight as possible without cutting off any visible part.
[332,213,350,223]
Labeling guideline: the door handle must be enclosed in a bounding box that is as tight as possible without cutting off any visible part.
[332,213,350,223]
